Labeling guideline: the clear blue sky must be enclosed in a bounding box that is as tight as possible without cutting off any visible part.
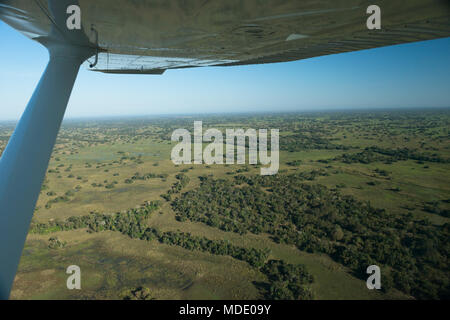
[0,20,449,120]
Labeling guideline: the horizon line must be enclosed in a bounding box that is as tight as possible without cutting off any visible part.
[0,105,449,123]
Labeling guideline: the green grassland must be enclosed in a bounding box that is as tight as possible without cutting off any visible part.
[0,109,448,300]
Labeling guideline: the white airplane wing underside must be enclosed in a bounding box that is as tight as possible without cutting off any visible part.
[1,0,449,74]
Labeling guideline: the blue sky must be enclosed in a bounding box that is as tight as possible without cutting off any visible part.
[0,20,449,120]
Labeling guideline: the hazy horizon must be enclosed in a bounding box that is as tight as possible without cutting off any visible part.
[0,105,449,123]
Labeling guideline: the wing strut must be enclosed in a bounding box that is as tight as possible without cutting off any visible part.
[0,44,92,299]
[0,0,95,299]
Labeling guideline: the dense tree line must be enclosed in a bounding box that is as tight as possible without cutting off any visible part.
[280,133,350,152]
[335,146,449,165]
[30,203,267,268]
[145,228,269,268]
[31,200,161,235]
[172,174,449,299]
[30,198,314,299]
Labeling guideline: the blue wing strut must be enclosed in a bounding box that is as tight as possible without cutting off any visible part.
[0,0,94,299]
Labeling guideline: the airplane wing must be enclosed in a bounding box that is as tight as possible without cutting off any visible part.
[1,0,449,74]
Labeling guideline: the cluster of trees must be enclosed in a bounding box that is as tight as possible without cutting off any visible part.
[122,287,153,300]
[161,173,190,201]
[145,228,269,268]
[234,170,329,185]
[124,172,168,184]
[260,260,314,300]
[374,168,390,177]
[335,147,449,165]
[423,200,450,218]
[30,199,267,267]
[286,160,302,167]
[176,172,328,235]
[280,132,350,152]
[90,180,117,189]
[31,200,162,235]
[44,189,78,209]
[30,198,315,299]
[171,174,449,299]
[45,195,71,209]
[48,237,66,249]
[91,182,104,188]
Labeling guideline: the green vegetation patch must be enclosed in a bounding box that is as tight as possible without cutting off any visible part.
[171,173,449,299]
